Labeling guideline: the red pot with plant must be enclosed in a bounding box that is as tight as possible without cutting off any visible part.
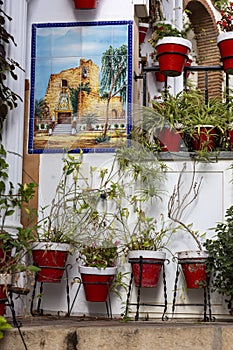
[216,3,233,74]
[191,125,217,151]
[178,251,208,289]
[128,251,166,288]
[157,127,182,152]
[31,242,70,283]
[79,266,117,302]
[155,37,192,77]
[139,23,149,44]
[74,0,97,9]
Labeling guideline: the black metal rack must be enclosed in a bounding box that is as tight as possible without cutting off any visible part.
[30,263,72,316]
[134,64,229,106]
[172,260,214,322]
[124,257,169,321]
[67,276,113,318]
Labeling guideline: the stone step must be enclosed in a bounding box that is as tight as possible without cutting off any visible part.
[1,316,233,350]
[52,124,72,135]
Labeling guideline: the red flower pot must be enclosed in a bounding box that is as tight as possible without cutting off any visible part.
[0,286,7,316]
[0,275,12,316]
[217,32,233,75]
[128,251,166,288]
[156,37,192,77]
[31,242,70,283]
[74,0,97,9]
[228,128,233,150]
[157,127,182,152]
[178,251,208,289]
[155,70,166,82]
[139,23,149,44]
[80,266,117,302]
[191,125,217,151]
[184,56,192,78]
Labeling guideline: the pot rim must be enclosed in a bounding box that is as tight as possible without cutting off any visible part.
[156,37,192,51]
[79,266,117,275]
[30,241,71,252]
[177,250,208,260]
[139,22,150,28]
[128,250,166,260]
[217,32,233,44]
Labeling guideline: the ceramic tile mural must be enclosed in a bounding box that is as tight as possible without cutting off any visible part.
[28,21,133,153]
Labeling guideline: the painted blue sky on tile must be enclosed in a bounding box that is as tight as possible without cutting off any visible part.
[34,23,129,100]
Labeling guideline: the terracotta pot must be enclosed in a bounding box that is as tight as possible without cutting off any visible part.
[74,0,97,9]
[157,127,182,152]
[128,250,166,288]
[217,32,233,75]
[31,242,70,283]
[191,125,217,151]
[139,23,149,44]
[79,266,117,302]
[156,37,192,77]
[177,251,208,289]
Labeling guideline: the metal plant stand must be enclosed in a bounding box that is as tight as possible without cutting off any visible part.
[67,277,113,318]
[30,264,72,316]
[172,260,214,322]
[124,257,169,321]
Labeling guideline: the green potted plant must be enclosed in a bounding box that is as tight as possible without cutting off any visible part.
[216,2,233,74]
[204,205,233,314]
[74,145,167,301]
[167,162,210,289]
[0,145,37,315]
[122,210,175,288]
[30,153,84,283]
[148,21,192,76]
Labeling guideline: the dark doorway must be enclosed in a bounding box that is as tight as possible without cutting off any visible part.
[58,112,71,124]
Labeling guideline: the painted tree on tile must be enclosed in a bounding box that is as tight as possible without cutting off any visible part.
[100,44,128,140]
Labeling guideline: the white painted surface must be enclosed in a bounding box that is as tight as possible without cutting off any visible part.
[4,0,233,320]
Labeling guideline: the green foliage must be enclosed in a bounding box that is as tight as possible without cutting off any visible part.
[0,0,22,131]
[37,152,85,244]
[69,82,91,115]
[148,22,189,48]
[0,144,37,274]
[0,316,11,340]
[79,246,118,268]
[204,206,233,313]
[122,211,175,255]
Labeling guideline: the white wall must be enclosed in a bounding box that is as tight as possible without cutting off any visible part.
[5,0,233,320]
